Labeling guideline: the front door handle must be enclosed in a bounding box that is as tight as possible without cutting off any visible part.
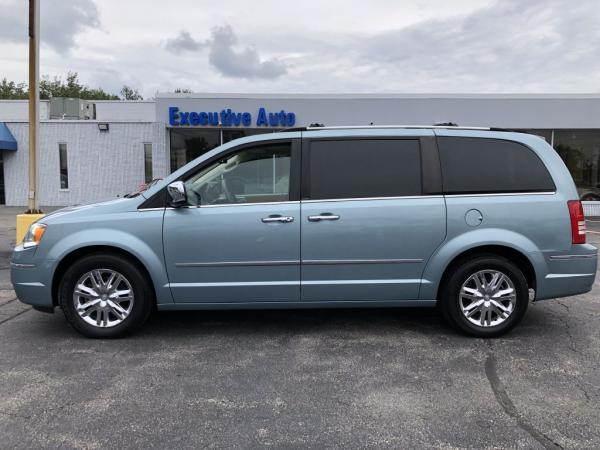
[307,213,340,222]
[261,215,294,223]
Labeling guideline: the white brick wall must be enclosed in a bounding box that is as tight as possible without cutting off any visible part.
[3,122,167,206]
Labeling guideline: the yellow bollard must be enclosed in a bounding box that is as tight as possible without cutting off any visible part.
[16,213,45,244]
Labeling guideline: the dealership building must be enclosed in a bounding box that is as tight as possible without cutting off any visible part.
[1,93,600,211]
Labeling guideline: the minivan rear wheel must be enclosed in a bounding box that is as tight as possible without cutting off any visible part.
[440,255,529,337]
[58,253,153,338]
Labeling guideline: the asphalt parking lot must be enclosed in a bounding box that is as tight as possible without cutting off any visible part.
[1,207,599,449]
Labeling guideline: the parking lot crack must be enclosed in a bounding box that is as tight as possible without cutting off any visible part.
[555,301,578,354]
[484,341,564,450]
[0,307,31,325]
[0,410,32,421]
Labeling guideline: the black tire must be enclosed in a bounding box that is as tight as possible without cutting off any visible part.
[58,253,153,338]
[440,254,529,338]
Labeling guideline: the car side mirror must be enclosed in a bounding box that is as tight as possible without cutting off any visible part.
[167,181,187,207]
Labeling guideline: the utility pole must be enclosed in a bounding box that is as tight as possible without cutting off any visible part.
[27,0,40,213]
[17,0,43,242]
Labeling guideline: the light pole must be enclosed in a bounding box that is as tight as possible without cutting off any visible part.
[17,0,43,243]
[27,0,40,214]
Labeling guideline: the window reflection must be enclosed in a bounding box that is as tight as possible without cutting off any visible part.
[222,128,275,144]
[169,129,280,172]
[170,129,220,172]
[554,130,600,200]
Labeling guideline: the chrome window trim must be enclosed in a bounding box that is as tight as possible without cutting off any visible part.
[199,200,299,209]
[139,200,300,211]
[302,195,443,203]
[141,192,555,210]
[549,254,597,260]
[444,191,556,198]
[138,207,167,212]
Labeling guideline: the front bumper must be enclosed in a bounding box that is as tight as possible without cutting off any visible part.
[10,244,55,308]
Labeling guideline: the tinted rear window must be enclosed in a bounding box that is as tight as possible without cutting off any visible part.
[438,137,555,194]
[308,139,422,200]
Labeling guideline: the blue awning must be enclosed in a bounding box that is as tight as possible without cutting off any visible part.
[0,122,17,151]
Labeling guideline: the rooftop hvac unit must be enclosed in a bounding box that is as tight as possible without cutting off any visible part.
[49,97,96,120]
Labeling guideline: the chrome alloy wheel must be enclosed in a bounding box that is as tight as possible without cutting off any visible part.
[459,270,516,327]
[73,269,134,328]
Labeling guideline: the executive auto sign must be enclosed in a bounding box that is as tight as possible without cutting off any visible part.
[168,106,296,127]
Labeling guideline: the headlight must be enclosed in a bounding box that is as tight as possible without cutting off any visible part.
[23,223,46,248]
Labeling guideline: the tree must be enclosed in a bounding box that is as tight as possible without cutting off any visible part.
[0,72,141,100]
[39,72,119,100]
[120,85,143,100]
[0,78,29,99]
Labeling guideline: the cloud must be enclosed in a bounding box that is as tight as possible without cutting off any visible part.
[349,0,600,91]
[2,0,600,96]
[164,31,204,53]
[0,0,100,54]
[164,25,287,79]
[208,25,287,79]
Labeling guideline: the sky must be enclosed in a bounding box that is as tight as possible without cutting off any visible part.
[0,0,599,98]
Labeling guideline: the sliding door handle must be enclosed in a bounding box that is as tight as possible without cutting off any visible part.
[307,214,340,222]
[262,215,294,223]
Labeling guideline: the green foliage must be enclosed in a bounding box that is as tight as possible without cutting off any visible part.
[0,78,29,99]
[39,72,119,100]
[0,72,143,101]
[120,85,143,100]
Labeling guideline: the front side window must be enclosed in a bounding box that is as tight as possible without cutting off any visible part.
[59,143,68,189]
[438,137,555,194]
[307,139,422,200]
[184,143,291,206]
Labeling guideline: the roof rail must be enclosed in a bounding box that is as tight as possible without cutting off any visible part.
[277,125,523,132]
[277,127,307,132]
[304,125,492,131]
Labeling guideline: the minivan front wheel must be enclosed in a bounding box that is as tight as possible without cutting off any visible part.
[440,255,529,337]
[58,254,153,338]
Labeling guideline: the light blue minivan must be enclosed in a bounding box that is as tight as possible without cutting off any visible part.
[11,126,597,338]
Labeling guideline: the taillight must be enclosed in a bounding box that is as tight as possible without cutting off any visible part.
[567,200,586,244]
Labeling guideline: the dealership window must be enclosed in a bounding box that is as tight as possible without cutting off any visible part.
[184,143,291,206]
[437,137,555,194]
[170,129,220,172]
[59,143,68,189]
[144,143,153,183]
[553,130,600,199]
[169,128,281,173]
[307,139,422,200]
